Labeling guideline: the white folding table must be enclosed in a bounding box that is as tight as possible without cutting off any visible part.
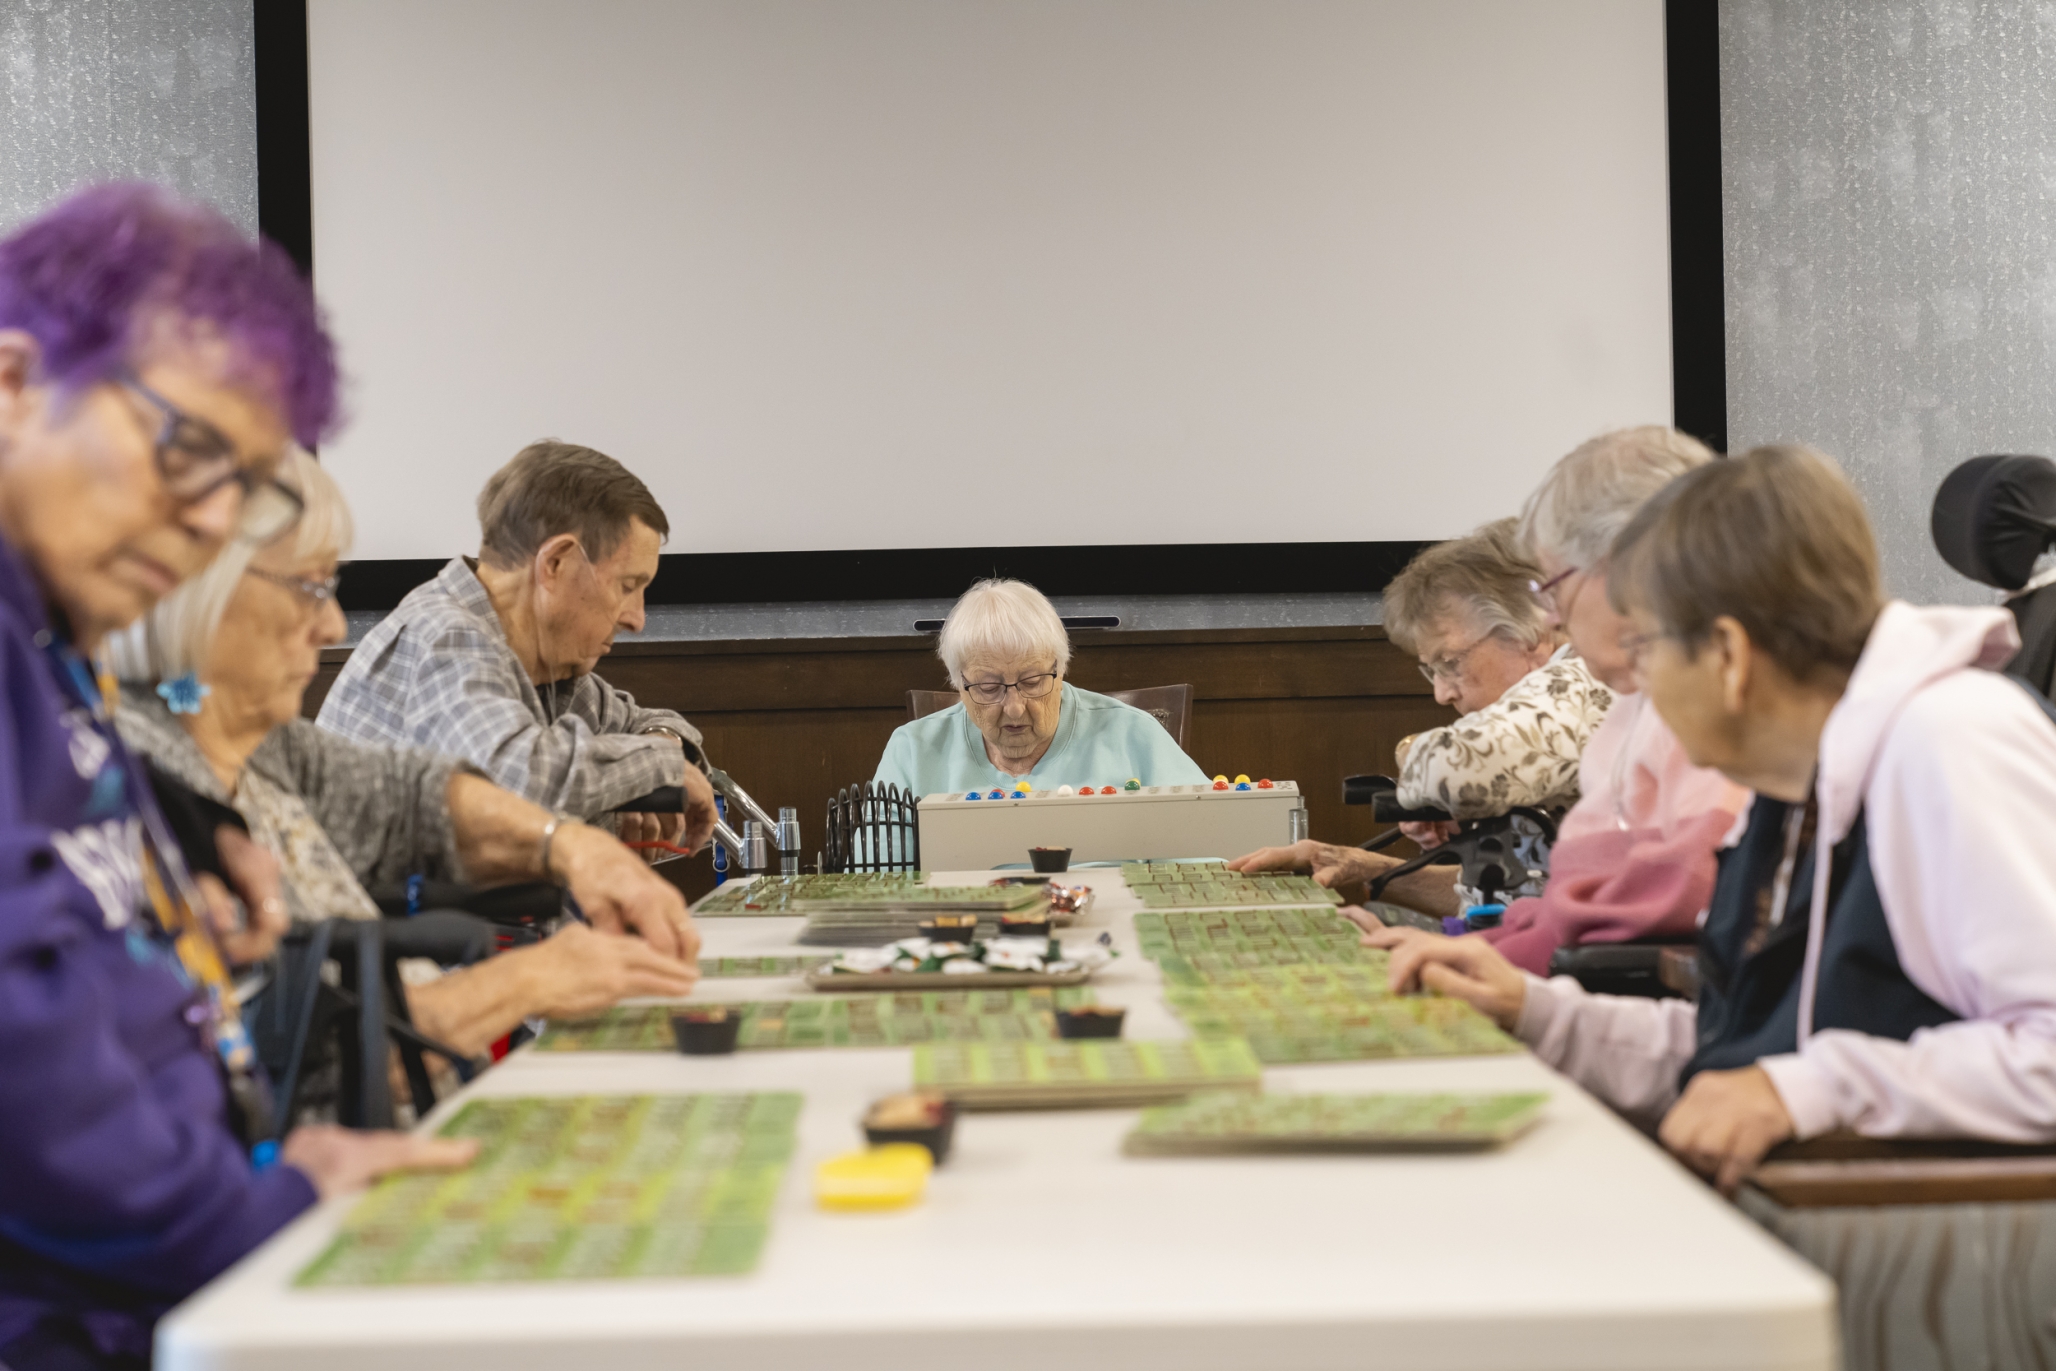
[158,869,1837,1371]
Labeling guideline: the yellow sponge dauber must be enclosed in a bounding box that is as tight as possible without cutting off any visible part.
[814,1143,933,1211]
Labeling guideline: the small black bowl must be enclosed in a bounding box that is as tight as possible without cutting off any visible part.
[1055,1006,1127,1039]
[997,914,1053,938]
[671,1009,743,1055]
[862,1093,958,1164]
[919,914,982,942]
[1029,846,1073,873]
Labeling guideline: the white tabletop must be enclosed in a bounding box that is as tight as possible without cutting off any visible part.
[158,870,1837,1371]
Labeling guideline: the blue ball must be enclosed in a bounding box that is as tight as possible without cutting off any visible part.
[966,791,982,800]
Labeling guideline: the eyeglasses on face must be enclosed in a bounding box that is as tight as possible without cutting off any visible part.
[245,566,341,606]
[1619,628,1670,667]
[1528,564,1580,609]
[962,665,1060,705]
[119,374,306,544]
[1417,632,1497,686]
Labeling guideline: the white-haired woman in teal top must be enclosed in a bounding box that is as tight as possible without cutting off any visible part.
[873,579,1209,797]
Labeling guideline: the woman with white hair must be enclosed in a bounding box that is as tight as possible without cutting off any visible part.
[872,578,1208,796]
[108,452,705,1068]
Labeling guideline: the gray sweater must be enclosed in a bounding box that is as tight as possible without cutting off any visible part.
[118,687,477,910]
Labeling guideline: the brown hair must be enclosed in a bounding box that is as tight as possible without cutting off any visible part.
[1383,517,1550,656]
[476,440,670,569]
[1609,444,1882,682]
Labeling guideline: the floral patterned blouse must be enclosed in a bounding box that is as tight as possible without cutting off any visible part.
[1395,648,1615,819]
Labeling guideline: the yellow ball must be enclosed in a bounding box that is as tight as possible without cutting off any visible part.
[1233,774,1251,785]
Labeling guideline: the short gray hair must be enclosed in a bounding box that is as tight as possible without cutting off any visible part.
[1383,518,1549,656]
[936,579,1072,688]
[1517,426,1716,569]
[105,449,354,683]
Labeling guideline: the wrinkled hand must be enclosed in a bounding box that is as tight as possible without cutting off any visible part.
[677,765,718,855]
[550,822,702,971]
[1398,820,1460,850]
[197,826,289,965]
[616,810,687,863]
[1658,1066,1795,1195]
[526,921,700,1017]
[1227,840,1405,904]
[1362,924,1526,1031]
[281,1123,478,1201]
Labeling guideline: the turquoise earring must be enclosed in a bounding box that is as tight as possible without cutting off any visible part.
[157,673,210,715]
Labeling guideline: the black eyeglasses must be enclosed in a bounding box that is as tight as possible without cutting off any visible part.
[120,375,305,544]
[245,567,340,606]
[963,665,1060,705]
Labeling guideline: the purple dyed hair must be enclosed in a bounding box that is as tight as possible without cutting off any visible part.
[0,183,341,446]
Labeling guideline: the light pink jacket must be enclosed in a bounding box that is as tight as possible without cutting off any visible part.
[1518,603,2056,1141]
[1476,690,1749,973]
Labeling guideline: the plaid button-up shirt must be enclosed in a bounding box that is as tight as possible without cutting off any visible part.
[316,558,702,819]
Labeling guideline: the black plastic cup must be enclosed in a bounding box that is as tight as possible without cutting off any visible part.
[862,1093,958,1164]
[671,1009,743,1055]
[919,914,982,942]
[1055,1006,1127,1039]
[1029,846,1073,873]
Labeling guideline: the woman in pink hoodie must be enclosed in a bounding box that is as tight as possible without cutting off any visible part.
[1235,427,1750,969]
[1376,446,2056,1189]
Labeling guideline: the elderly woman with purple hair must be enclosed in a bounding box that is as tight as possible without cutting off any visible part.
[0,184,466,1370]
[0,185,685,1371]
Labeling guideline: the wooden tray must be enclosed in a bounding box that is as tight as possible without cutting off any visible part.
[805,968,1095,992]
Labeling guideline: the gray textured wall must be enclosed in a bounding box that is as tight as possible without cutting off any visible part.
[4,0,2054,605]
[1721,0,2056,605]
[0,0,255,237]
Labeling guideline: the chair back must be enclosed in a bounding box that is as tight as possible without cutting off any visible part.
[906,683,1194,749]
[1105,683,1193,748]
[906,689,958,719]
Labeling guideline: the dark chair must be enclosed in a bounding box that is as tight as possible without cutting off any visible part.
[248,912,494,1131]
[1933,453,2056,697]
[905,682,1194,748]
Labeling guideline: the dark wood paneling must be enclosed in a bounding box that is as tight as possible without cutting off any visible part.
[309,626,1450,899]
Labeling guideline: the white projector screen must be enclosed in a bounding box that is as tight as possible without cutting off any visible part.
[308,0,1672,562]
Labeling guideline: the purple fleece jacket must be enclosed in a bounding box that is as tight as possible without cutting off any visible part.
[0,536,315,1360]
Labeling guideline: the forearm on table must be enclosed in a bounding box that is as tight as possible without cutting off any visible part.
[444,772,558,885]
[1377,864,1462,918]
[1517,973,1697,1127]
[405,953,547,1057]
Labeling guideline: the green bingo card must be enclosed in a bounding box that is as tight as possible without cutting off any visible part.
[536,989,1094,1053]
[700,956,821,979]
[912,1037,1263,1109]
[297,1093,799,1286]
[1163,988,1520,1064]
[1135,908,1375,980]
[1123,1090,1550,1155]
[694,873,927,916]
[1123,870,1344,909]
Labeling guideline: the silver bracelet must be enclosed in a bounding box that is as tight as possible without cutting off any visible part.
[538,813,578,886]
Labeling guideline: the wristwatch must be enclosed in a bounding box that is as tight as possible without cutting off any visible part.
[640,725,705,768]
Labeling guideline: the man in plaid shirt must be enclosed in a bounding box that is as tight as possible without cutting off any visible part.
[318,441,719,853]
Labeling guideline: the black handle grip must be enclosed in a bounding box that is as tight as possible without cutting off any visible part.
[612,786,685,813]
[1371,795,1453,824]
[1342,773,1394,806]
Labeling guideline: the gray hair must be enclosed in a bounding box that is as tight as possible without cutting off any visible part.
[1383,518,1549,656]
[1517,426,1717,569]
[105,449,354,683]
[936,578,1072,688]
